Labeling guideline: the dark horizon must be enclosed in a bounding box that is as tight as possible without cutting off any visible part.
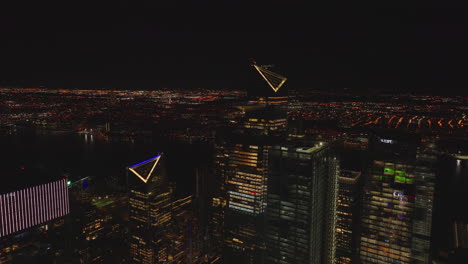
[1,4,467,95]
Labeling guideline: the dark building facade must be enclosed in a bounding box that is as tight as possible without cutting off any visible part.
[265,141,340,264]
[335,170,363,264]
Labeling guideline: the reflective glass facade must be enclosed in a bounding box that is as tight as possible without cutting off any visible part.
[265,142,339,264]
[360,161,415,264]
[360,133,436,264]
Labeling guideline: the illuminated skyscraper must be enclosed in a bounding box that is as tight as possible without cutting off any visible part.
[127,154,198,264]
[248,60,288,106]
[242,107,288,137]
[411,142,437,264]
[335,170,363,264]
[213,61,289,263]
[226,142,270,215]
[222,136,281,263]
[127,154,172,264]
[359,131,436,264]
[242,60,289,137]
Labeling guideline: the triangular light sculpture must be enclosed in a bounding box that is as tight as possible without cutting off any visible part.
[253,64,287,93]
[128,155,161,183]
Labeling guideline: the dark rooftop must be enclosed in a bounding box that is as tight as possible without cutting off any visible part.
[1,164,64,194]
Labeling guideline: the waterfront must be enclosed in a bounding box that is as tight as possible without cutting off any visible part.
[2,129,212,196]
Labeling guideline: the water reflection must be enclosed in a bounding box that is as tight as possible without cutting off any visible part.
[456,159,461,175]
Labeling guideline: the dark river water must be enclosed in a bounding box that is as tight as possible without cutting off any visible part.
[1,130,212,196]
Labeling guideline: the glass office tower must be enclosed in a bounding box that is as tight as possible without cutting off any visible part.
[411,144,436,264]
[359,131,436,264]
[127,154,172,264]
[335,170,363,264]
[265,141,340,264]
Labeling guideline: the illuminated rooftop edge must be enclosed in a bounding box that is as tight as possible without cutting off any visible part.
[128,155,161,168]
[454,155,468,160]
[128,154,162,183]
[277,141,327,153]
[339,170,362,182]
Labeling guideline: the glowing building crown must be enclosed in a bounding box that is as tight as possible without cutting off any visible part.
[128,155,161,183]
[252,63,287,93]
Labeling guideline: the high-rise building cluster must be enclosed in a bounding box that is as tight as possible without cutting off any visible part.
[206,62,444,264]
[0,61,463,264]
[210,63,343,264]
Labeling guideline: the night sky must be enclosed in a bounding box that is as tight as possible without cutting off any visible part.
[0,3,466,94]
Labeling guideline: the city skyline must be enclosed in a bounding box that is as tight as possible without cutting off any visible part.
[1,4,467,264]
[0,79,466,263]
